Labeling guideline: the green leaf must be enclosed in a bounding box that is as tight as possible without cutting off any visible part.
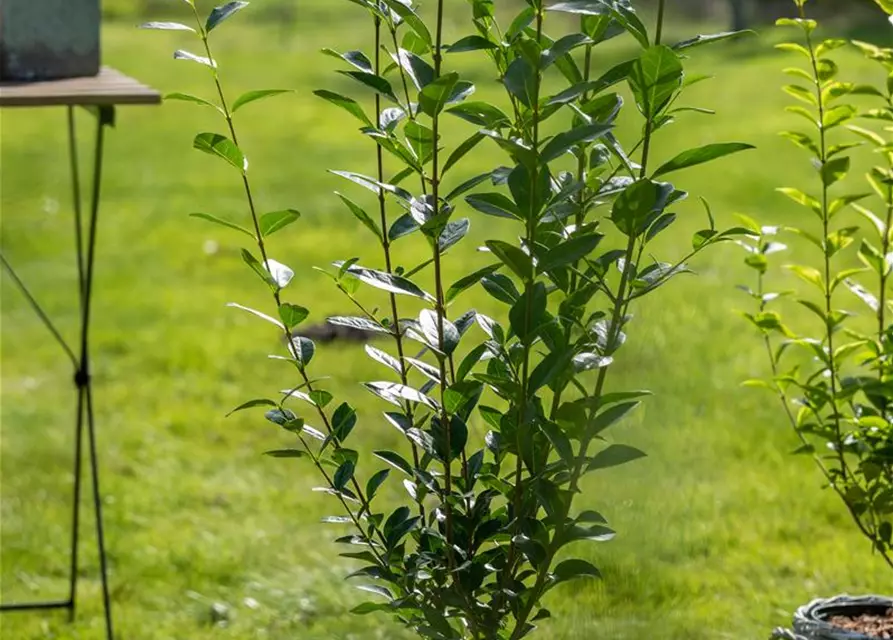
[443,132,485,175]
[540,123,613,164]
[140,21,196,31]
[366,469,390,500]
[446,263,501,303]
[779,130,820,156]
[313,90,373,126]
[351,602,390,615]
[539,233,604,272]
[588,444,647,470]
[189,212,253,238]
[441,382,477,416]
[373,450,413,476]
[339,262,431,300]
[540,420,574,467]
[226,398,276,416]
[232,89,292,113]
[289,336,315,368]
[552,558,602,584]
[240,249,276,287]
[332,403,357,442]
[503,57,537,107]
[486,240,532,280]
[628,45,683,117]
[264,259,293,289]
[542,33,591,69]
[859,239,891,276]
[259,209,300,236]
[366,381,438,409]
[279,304,309,329]
[777,187,820,213]
[431,415,469,462]
[822,104,856,130]
[419,309,461,355]
[338,71,397,102]
[447,35,496,53]
[482,273,521,305]
[264,449,307,458]
[419,72,460,117]
[165,92,222,113]
[395,49,435,90]
[466,193,522,220]
[446,101,511,128]
[586,401,640,438]
[226,302,284,328]
[652,143,755,178]
[820,156,849,187]
[193,133,247,172]
[611,179,662,236]
[337,194,382,241]
[671,31,749,50]
[509,282,547,345]
[328,316,390,336]
[323,47,374,73]
[785,264,824,290]
[380,0,433,46]
[172,42,220,65]
[206,1,249,32]
[333,460,355,490]
[439,218,470,252]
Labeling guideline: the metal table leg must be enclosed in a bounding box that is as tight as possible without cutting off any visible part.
[0,104,117,640]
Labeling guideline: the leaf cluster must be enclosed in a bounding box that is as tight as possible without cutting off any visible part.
[739,0,893,570]
[144,0,755,637]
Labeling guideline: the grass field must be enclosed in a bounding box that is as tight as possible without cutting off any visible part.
[1,4,890,639]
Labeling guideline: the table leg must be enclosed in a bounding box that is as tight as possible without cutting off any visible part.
[72,103,116,640]
[0,105,116,640]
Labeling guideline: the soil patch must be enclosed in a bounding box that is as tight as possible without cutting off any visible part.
[829,608,893,638]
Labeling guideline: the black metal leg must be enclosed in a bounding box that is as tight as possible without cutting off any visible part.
[0,105,116,640]
[78,105,115,640]
[68,104,86,622]
[68,386,85,622]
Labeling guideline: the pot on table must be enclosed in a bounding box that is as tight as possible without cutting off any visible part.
[772,595,893,640]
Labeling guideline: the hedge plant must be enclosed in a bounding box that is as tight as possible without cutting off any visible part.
[740,0,893,571]
[144,0,753,636]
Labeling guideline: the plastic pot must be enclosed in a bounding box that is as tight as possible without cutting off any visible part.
[772,595,893,640]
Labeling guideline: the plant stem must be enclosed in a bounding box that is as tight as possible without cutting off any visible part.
[189,5,393,566]
[505,7,550,632]
[511,4,666,634]
[387,25,429,196]
[802,13,849,488]
[429,0,458,578]
[550,37,594,419]
[374,16,425,520]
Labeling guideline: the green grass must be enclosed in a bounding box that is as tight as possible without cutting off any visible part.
[1,6,890,639]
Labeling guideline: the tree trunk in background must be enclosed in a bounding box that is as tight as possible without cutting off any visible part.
[729,0,749,29]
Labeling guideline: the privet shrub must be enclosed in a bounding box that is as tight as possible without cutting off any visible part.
[740,0,893,570]
[145,0,752,636]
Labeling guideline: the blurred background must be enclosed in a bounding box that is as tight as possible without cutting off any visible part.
[1,1,890,639]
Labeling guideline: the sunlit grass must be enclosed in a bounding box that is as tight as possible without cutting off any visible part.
[1,7,889,639]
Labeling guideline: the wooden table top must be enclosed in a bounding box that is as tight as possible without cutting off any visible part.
[0,67,161,108]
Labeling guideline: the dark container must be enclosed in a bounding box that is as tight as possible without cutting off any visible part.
[0,0,100,81]
[772,595,893,640]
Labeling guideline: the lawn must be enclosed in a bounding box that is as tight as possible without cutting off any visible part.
[1,4,890,639]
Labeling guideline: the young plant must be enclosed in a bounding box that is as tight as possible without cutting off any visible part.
[145,0,752,637]
[740,0,893,570]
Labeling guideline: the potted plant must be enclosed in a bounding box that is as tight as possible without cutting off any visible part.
[740,1,893,638]
[144,0,753,637]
